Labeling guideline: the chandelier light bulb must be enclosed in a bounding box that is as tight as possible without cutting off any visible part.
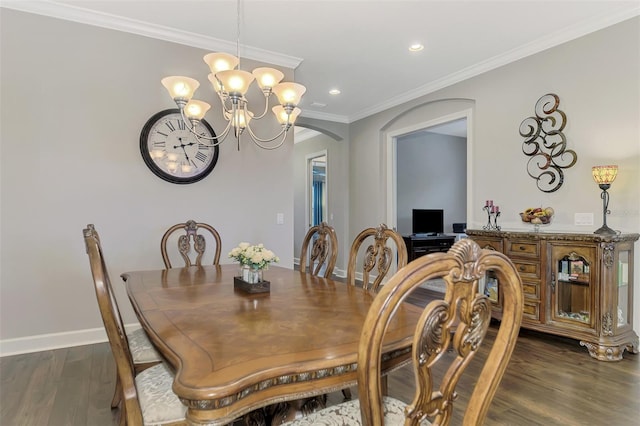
[272,105,301,126]
[216,70,255,96]
[203,52,239,73]
[167,153,179,162]
[185,100,211,120]
[252,67,285,92]
[273,82,306,107]
[181,164,192,173]
[161,76,199,102]
[232,109,253,129]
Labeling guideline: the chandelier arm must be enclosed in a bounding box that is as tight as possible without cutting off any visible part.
[245,121,288,143]
[193,119,234,147]
[251,131,289,150]
[175,108,220,142]
[220,94,234,116]
[247,95,271,120]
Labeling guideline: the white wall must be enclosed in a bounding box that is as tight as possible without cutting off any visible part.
[0,10,295,352]
[345,17,640,333]
[396,132,467,235]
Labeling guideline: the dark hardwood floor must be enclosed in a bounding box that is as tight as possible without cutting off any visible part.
[2,288,639,425]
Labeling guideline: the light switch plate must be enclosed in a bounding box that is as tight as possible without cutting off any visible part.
[574,213,594,226]
[276,213,284,225]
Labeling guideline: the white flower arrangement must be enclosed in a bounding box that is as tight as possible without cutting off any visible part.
[229,242,279,270]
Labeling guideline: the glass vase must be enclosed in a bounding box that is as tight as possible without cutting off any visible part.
[240,265,263,284]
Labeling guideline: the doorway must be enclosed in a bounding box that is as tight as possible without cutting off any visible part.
[307,151,328,228]
[385,110,473,233]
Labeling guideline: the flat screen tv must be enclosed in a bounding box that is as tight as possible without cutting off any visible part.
[412,209,444,235]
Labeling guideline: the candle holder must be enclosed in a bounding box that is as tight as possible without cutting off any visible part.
[482,205,501,231]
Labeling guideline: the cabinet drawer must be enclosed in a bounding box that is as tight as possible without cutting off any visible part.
[523,301,540,322]
[512,260,541,279]
[472,238,503,252]
[506,240,540,258]
[522,280,540,298]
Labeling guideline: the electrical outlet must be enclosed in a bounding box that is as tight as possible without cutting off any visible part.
[574,213,594,226]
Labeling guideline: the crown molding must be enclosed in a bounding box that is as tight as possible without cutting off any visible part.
[300,109,350,124]
[347,6,640,123]
[1,0,303,69]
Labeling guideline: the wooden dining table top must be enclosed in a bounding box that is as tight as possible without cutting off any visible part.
[122,264,423,425]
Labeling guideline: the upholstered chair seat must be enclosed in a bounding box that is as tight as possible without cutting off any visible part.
[283,397,429,425]
[136,363,187,425]
[128,327,162,364]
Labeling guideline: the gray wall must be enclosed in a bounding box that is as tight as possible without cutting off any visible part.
[2,9,639,352]
[396,132,467,235]
[307,17,640,329]
[293,120,349,275]
[1,10,295,349]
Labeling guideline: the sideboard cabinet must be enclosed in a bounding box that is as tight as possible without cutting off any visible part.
[466,229,639,361]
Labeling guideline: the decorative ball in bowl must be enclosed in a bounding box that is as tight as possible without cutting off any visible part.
[520,207,554,225]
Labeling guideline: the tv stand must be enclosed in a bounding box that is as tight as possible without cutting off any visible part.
[403,234,456,261]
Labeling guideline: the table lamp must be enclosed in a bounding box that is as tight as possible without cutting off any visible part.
[592,165,618,235]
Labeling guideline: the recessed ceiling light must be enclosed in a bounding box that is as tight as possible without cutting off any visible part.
[329,89,341,95]
[409,43,424,52]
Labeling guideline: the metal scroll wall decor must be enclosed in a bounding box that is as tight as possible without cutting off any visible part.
[519,93,577,193]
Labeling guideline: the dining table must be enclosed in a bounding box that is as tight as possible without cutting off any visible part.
[121,264,423,425]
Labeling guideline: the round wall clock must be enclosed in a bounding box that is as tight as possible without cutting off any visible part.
[140,109,219,184]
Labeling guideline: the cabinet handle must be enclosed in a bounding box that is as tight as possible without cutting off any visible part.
[519,266,526,272]
[519,246,526,251]
[551,272,556,291]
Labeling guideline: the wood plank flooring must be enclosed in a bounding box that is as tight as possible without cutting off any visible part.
[2,288,638,425]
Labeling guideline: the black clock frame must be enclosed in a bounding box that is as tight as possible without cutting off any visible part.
[139,109,219,184]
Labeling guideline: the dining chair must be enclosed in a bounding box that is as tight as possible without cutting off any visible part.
[299,222,338,278]
[160,219,222,268]
[340,224,407,400]
[283,238,524,425]
[83,225,186,424]
[84,224,163,409]
[346,223,408,291]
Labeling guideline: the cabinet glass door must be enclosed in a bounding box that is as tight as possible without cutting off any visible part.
[553,250,593,325]
[617,250,630,327]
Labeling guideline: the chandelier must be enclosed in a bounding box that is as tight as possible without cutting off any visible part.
[161,0,306,150]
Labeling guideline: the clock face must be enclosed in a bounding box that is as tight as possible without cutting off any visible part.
[140,109,219,184]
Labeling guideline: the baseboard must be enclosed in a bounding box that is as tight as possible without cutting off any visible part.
[0,323,142,357]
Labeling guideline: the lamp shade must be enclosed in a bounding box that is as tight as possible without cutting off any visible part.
[161,76,200,101]
[592,165,618,185]
[252,67,284,91]
[216,70,255,96]
[272,105,301,126]
[184,100,211,121]
[232,109,253,129]
[203,53,239,74]
[273,82,306,107]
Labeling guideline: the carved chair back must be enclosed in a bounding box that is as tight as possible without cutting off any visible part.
[299,222,338,278]
[357,238,524,425]
[161,220,222,269]
[346,223,408,290]
[83,225,144,423]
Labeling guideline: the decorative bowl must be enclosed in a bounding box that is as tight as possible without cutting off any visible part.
[520,207,554,231]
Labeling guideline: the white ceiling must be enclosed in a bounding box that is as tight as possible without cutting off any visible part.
[4,1,639,124]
